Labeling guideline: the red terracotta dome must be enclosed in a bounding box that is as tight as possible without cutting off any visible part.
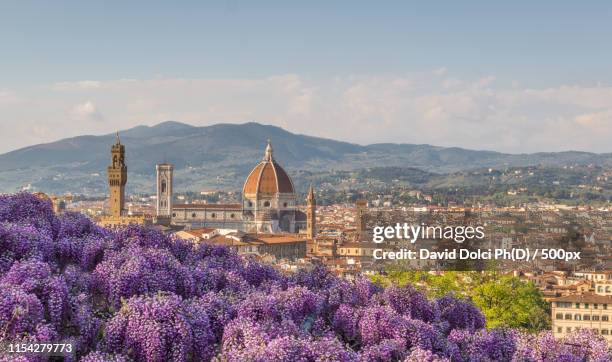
[243,141,295,196]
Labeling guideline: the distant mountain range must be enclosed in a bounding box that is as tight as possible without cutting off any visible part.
[0,121,610,194]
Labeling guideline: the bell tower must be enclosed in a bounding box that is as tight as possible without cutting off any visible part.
[107,132,127,218]
[155,163,174,225]
[355,199,368,241]
[306,184,316,239]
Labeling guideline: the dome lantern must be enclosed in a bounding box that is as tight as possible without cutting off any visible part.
[263,139,273,161]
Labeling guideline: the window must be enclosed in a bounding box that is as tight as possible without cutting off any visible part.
[248,201,253,207]
[565,314,572,320]
[283,202,288,207]
[602,315,609,322]
[574,314,581,321]
[575,303,580,309]
[192,213,196,218]
[594,304,599,309]
[172,213,176,217]
[604,304,608,310]
[593,315,600,321]
[602,329,609,335]
[211,213,216,218]
[161,180,166,193]
[230,213,235,219]
[566,327,571,333]
[585,303,589,309]
[557,327,562,333]
[584,315,591,321]
[263,201,270,207]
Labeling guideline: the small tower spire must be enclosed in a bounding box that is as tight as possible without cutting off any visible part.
[306,184,316,239]
[263,139,273,161]
[115,131,121,144]
[307,184,315,201]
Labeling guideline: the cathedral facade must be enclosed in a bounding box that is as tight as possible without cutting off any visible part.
[161,140,314,235]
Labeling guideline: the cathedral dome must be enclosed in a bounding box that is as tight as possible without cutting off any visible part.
[243,140,295,196]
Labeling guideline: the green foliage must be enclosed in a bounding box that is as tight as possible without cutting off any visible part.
[472,276,550,332]
[371,270,551,332]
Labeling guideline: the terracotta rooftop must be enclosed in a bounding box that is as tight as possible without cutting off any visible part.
[187,227,217,234]
[339,242,379,248]
[252,234,308,244]
[173,203,241,210]
[552,293,612,304]
[242,141,294,195]
[207,235,255,246]
[202,233,306,246]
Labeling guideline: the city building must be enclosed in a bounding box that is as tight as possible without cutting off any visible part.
[596,281,612,296]
[307,236,337,258]
[175,228,307,261]
[160,140,310,234]
[33,192,70,214]
[551,293,612,343]
[337,242,379,259]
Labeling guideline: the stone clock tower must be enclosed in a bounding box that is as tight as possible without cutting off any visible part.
[107,132,127,218]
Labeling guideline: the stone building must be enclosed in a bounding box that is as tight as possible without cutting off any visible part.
[175,228,307,261]
[551,293,612,343]
[107,132,127,218]
[241,140,298,233]
[163,140,310,234]
[32,192,69,214]
[154,163,173,226]
[98,133,150,228]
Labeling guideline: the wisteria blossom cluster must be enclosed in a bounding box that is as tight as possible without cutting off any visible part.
[0,193,610,361]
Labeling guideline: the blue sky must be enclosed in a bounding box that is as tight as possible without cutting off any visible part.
[1,1,612,153]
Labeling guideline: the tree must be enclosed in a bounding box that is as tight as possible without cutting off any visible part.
[471,276,550,331]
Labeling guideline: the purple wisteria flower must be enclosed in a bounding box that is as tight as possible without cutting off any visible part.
[0,193,610,361]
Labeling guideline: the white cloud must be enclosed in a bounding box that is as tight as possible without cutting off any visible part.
[53,80,102,91]
[71,101,103,121]
[0,72,611,154]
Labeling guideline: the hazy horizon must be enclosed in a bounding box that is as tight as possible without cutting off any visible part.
[2,119,611,157]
